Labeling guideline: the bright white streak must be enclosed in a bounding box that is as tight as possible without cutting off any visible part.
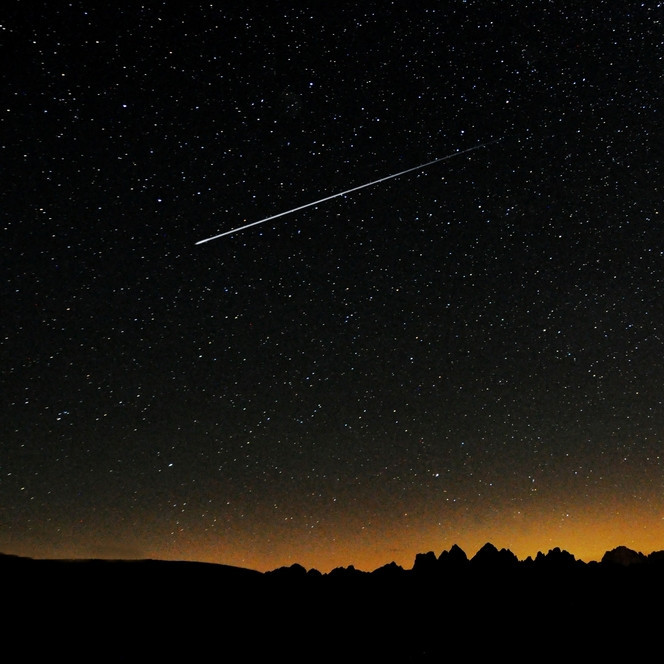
[196,139,498,245]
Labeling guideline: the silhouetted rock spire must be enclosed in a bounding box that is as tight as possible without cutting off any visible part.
[602,546,647,566]
[470,542,519,570]
[438,543,469,568]
[412,550,439,574]
[532,547,579,570]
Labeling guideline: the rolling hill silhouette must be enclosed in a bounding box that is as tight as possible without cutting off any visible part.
[4,543,662,660]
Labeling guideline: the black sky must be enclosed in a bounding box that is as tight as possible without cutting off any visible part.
[1,2,663,572]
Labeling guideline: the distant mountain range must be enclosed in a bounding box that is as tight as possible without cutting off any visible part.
[3,541,663,578]
[267,541,664,579]
[4,542,662,660]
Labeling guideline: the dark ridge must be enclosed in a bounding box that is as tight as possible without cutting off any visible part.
[4,544,662,661]
[4,542,664,582]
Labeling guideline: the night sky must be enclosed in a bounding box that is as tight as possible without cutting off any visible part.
[2,2,663,573]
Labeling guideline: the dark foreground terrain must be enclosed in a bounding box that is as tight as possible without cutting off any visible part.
[3,543,663,661]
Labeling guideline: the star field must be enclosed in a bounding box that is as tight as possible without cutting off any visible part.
[1,2,663,572]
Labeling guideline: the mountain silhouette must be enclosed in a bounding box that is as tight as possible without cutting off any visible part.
[4,543,662,661]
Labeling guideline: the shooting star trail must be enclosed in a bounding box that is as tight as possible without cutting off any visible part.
[196,138,501,245]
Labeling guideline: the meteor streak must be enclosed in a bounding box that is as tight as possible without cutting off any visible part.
[196,138,500,244]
